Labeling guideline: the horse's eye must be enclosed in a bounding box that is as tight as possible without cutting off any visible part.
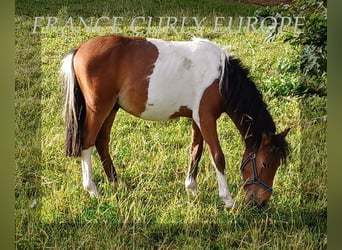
[262,162,270,168]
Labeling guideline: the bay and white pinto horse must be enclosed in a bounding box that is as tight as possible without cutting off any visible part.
[61,35,289,208]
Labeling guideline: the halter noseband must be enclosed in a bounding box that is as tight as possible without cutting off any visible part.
[240,152,273,193]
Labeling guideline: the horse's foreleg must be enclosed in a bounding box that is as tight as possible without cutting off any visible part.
[95,107,119,182]
[200,117,235,208]
[185,121,203,195]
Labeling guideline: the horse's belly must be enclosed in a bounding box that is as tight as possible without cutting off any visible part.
[139,86,194,120]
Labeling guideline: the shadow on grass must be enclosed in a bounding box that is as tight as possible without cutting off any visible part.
[17,201,326,248]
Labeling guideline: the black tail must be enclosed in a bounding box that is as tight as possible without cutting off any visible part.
[60,48,85,157]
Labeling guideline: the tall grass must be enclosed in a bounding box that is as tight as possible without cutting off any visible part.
[15,0,326,248]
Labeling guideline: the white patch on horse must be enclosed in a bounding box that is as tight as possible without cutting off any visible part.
[211,159,235,208]
[141,38,226,125]
[81,147,98,197]
[185,175,198,195]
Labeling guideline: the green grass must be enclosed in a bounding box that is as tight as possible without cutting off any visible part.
[16,0,327,248]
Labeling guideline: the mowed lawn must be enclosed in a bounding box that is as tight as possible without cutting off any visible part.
[15,0,327,248]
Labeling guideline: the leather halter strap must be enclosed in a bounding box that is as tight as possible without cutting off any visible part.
[240,152,273,193]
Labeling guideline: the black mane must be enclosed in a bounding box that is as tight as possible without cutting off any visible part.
[220,56,288,161]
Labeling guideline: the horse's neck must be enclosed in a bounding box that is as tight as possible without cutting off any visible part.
[227,106,275,151]
[220,56,276,150]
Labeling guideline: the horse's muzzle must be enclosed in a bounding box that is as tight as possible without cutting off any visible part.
[245,190,268,208]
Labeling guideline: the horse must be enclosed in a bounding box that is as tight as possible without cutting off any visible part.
[60,35,289,208]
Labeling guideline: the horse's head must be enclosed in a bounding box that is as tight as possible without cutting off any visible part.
[241,128,290,207]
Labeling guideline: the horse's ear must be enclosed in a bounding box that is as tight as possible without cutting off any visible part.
[278,128,290,138]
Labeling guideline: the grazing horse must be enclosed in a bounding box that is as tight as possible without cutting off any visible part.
[60,35,289,208]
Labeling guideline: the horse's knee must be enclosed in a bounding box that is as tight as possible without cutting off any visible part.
[212,151,226,173]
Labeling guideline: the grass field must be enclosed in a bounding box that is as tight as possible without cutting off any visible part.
[15,0,327,248]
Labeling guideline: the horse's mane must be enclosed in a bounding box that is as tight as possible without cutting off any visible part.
[220,55,288,162]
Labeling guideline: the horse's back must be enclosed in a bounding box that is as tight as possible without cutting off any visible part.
[72,35,225,121]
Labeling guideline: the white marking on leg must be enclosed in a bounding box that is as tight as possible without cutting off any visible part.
[215,169,235,208]
[212,160,235,208]
[81,147,98,197]
[185,175,198,195]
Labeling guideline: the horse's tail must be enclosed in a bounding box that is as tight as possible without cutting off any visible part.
[60,48,85,157]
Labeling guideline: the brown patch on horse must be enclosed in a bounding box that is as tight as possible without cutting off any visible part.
[169,106,192,119]
[198,80,225,172]
[72,35,159,149]
[199,80,225,121]
[73,35,159,117]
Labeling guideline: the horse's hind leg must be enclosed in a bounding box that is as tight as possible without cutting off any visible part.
[185,121,203,195]
[81,147,98,197]
[95,106,119,182]
[81,102,116,197]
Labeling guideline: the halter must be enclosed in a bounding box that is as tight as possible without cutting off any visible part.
[240,152,273,193]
